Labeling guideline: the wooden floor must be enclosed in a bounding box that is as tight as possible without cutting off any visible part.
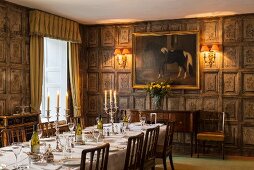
[155,155,254,170]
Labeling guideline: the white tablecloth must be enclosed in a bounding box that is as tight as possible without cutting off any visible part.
[0,123,166,170]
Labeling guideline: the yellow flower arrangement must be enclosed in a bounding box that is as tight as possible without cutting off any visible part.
[145,81,172,98]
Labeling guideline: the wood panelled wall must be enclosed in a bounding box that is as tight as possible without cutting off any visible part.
[82,14,254,155]
[0,1,30,115]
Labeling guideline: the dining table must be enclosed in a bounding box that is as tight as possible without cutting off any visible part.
[0,122,166,170]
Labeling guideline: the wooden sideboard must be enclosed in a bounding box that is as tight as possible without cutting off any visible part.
[127,109,197,156]
[0,113,40,140]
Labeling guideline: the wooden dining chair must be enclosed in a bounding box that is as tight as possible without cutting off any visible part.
[124,132,144,170]
[141,126,160,170]
[196,110,225,159]
[0,128,27,147]
[155,121,175,170]
[80,143,110,170]
[38,121,56,137]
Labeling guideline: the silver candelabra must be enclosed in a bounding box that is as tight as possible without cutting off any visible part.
[104,101,118,134]
[54,106,62,152]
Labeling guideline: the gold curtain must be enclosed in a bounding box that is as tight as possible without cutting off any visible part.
[69,43,81,117]
[30,35,44,113]
[30,10,81,43]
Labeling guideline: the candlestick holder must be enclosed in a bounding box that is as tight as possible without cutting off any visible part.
[104,102,118,134]
[64,109,70,118]
[54,106,62,152]
[45,109,51,123]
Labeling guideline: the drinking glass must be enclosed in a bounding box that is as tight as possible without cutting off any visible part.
[11,142,22,169]
[140,116,146,126]
[93,129,100,143]
[68,122,75,134]
[37,126,43,139]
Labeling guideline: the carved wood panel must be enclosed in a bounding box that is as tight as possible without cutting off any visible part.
[222,72,239,95]
[102,73,114,90]
[8,7,22,35]
[101,49,114,69]
[223,46,240,69]
[242,126,254,146]
[134,97,145,110]
[203,97,218,111]
[88,48,98,69]
[10,38,22,64]
[225,124,238,146]
[10,69,22,94]
[202,20,221,43]
[0,5,6,32]
[203,72,218,94]
[222,98,238,121]
[243,46,254,68]
[167,97,181,111]
[87,72,98,92]
[242,99,254,121]
[0,38,6,63]
[223,18,241,42]
[0,99,6,115]
[117,73,131,93]
[185,98,202,111]
[0,68,6,94]
[101,26,115,47]
[87,27,99,47]
[118,96,129,110]
[243,18,254,41]
[243,72,254,95]
[88,95,98,112]
[117,26,132,47]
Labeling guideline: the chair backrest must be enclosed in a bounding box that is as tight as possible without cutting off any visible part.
[38,121,56,137]
[0,128,26,147]
[80,143,110,170]
[141,126,160,168]
[197,111,225,132]
[124,132,144,170]
[162,121,175,156]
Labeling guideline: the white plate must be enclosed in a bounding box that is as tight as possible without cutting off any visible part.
[0,147,12,152]
[109,147,118,152]
[40,137,56,142]
[63,158,81,167]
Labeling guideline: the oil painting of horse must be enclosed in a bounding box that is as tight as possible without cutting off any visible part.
[133,31,199,89]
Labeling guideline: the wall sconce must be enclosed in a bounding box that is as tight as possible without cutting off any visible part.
[201,44,219,67]
[114,48,130,68]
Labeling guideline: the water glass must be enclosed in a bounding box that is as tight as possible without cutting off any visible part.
[11,142,22,169]
[93,129,100,143]
[140,116,146,126]
[68,122,75,133]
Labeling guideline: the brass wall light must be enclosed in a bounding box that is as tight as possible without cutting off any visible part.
[114,48,130,68]
[201,44,219,67]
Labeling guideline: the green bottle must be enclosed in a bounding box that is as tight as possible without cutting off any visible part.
[31,125,40,153]
[75,119,82,142]
[97,115,103,137]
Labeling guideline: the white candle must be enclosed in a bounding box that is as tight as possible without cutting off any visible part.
[114,90,116,104]
[57,91,60,108]
[109,90,112,103]
[104,90,107,105]
[66,92,68,110]
[47,93,50,111]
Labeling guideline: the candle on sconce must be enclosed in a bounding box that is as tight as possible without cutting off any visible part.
[109,90,112,103]
[57,91,60,108]
[47,93,50,111]
[104,90,107,106]
[114,90,116,105]
[66,92,68,110]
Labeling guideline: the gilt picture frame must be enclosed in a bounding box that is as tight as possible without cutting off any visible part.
[132,31,200,89]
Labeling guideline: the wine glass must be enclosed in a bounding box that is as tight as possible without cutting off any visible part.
[11,142,22,169]
[68,122,75,134]
[93,129,100,143]
[37,126,43,139]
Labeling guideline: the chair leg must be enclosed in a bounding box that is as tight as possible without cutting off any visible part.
[163,157,167,170]
[222,142,224,160]
[197,140,199,158]
[169,154,174,170]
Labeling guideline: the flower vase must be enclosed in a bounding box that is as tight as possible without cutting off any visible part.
[154,95,163,110]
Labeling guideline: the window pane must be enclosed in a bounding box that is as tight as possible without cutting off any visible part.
[41,37,67,122]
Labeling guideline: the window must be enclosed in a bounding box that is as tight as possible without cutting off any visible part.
[41,37,68,122]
